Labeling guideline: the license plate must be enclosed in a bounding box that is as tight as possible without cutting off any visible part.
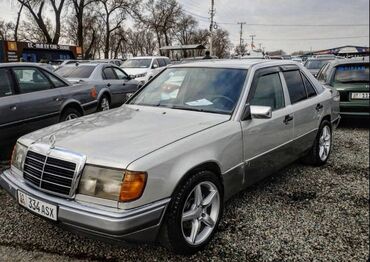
[351,92,369,100]
[17,191,57,221]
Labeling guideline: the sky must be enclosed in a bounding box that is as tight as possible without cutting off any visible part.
[0,0,369,53]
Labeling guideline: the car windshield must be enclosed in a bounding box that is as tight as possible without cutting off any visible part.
[55,65,95,78]
[305,59,332,69]
[122,59,152,68]
[129,67,248,114]
[334,64,369,83]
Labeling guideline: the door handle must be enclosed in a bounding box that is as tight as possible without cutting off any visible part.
[283,114,293,125]
[54,97,62,102]
[107,83,111,87]
[315,103,323,111]
[10,105,17,111]
[122,82,126,86]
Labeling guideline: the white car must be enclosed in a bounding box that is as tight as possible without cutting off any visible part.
[121,56,171,84]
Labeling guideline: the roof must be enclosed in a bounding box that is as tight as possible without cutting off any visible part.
[159,44,206,51]
[127,56,169,60]
[328,57,369,67]
[170,59,299,69]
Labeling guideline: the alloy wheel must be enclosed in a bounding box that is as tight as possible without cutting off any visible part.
[100,97,110,111]
[319,125,331,161]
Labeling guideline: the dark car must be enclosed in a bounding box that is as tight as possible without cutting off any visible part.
[317,58,369,117]
[0,63,99,161]
[304,57,336,77]
[55,63,140,111]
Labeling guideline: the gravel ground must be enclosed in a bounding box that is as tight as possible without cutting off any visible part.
[0,119,368,262]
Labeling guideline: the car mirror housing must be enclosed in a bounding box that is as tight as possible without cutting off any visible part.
[129,75,135,79]
[250,105,272,119]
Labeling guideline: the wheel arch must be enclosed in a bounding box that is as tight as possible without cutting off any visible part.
[60,101,84,120]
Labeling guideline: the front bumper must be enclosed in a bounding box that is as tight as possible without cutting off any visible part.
[339,101,369,117]
[0,169,170,243]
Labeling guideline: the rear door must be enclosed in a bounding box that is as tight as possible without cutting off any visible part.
[241,66,295,186]
[102,66,129,105]
[12,67,62,133]
[0,68,21,159]
[282,68,322,155]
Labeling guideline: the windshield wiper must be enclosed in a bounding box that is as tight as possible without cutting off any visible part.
[171,105,230,115]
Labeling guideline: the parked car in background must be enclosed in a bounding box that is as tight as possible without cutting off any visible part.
[292,57,303,64]
[1,60,340,254]
[304,57,336,77]
[50,59,82,70]
[55,63,141,110]
[317,57,369,117]
[91,59,124,67]
[121,56,171,84]
[0,63,99,161]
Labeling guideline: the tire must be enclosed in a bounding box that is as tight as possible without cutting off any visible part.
[60,108,82,122]
[160,170,223,255]
[302,119,332,166]
[98,95,110,111]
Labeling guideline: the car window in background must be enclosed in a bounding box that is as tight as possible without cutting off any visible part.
[0,69,13,97]
[301,73,317,97]
[250,73,285,110]
[103,67,118,80]
[13,67,53,93]
[158,59,166,67]
[305,59,332,69]
[130,67,248,114]
[334,64,369,83]
[122,59,152,68]
[317,63,331,82]
[112,67,128,80]
[152,59,159,68]
[55,65,95,78]
[283,70,307,104]
[43,71,67,88]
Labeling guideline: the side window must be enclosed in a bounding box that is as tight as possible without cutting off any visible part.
[250,72,285,110]
[0,69,13,97]
[283,70,307,104]
[112,67,128,80]
[13,67,52,93]
[317,63,330,83]
[158,58,166,67]
[43,70,67,88]
[152,59,159,68]
[103,67,117,80]
[301,73,317,98]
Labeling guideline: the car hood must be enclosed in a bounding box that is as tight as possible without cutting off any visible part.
[19,105,230,169]
[121,68,149,76]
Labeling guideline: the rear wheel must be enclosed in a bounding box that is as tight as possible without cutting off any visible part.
[60,108,82,122]
[302,119,332,166]
[160,170,223,255]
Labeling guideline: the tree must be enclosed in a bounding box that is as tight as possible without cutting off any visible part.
[175,14,197,45]
[0,20,15,40]
[70,0,95,50]
[212,28,231,58]
[18,0,66,44]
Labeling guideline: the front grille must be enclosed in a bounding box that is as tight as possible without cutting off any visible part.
[23,151,77,196]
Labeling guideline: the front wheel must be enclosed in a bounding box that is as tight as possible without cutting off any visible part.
[160,170,223,255]
[302,119,332,166]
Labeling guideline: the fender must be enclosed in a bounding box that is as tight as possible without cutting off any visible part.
[60,99,85,115]
[97,87,112,102]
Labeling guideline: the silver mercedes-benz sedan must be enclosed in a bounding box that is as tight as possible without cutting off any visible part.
[0,60,340,254]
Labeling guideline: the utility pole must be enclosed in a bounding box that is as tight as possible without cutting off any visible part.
[209,0,215,56]
[237,22,246,55]
[250,34,256,50]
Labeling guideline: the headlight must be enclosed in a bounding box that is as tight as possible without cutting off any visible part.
[78,165,147,202]
[11,143,27,171]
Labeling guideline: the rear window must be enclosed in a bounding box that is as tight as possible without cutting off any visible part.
[55,65,95,78]
[334,64,369,83]
[305,59,332,69]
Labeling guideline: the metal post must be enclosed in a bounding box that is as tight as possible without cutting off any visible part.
[209,0,215,56]
[237,22,246,55]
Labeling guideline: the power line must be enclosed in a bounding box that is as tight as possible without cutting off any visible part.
[245,35,369,41]
[216,22,369,27]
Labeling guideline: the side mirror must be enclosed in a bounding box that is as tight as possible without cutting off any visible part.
[241,103,251,121]
[250,105,272,119]
[129,74,135,79]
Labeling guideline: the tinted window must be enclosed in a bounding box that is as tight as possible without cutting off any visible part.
[250,73,285,110]
[158,58,166,67]
[55,65,95,78]
[13,68,52,93]
[301,73,317,97]
[103,67,117,80]
[122,59,152,68]
[152,59,159,68]
[112,67,128,80]
[305,59,332,69]
[130,68,247,114]
[283,70,307,104]
[44,71,67,88]
[334,64,369,83]
[317,63,330,82]
[0,69,12,97]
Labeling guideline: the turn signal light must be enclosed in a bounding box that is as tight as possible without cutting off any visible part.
[119,171,147,202]
[90,87,97,99]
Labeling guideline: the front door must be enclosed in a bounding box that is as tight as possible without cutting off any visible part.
[241,67,295,186]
